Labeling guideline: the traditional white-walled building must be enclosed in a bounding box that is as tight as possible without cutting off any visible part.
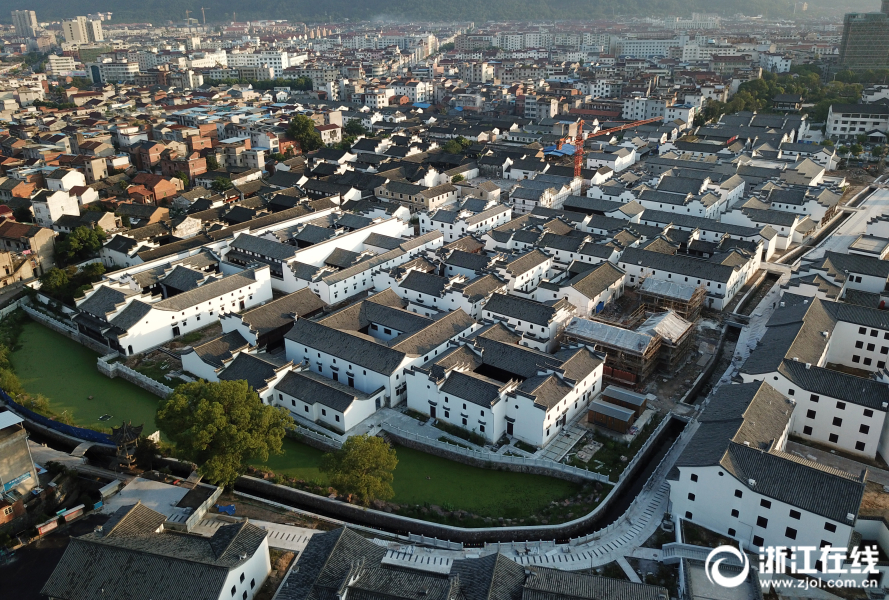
[406,323,604,446]
[284,289,479,409]
[669,381,865,555]
[481,293,575,353]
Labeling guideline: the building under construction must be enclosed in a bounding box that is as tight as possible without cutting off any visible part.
[565,309,694,388]
[636,277,706,321]
[565,317,661,387]
[636,310,695,372]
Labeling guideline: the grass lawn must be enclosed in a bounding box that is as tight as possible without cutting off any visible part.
[252,438,587,520]
[11,321,162,433]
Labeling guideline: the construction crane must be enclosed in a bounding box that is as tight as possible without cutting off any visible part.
[553,116,666,180]
[201,7,207,25]
[553,119,586,179]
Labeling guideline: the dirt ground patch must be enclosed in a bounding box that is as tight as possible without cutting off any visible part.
[255,549,296,600]
[857,482,889,518]
[218,492,336,530]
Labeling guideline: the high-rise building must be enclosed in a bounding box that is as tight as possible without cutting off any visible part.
[838,0,889,71]
[11,10,38,38]
[62,16,104,44]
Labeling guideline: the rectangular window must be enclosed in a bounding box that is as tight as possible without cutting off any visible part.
[856,341,864,349]
[731,508,739,517]
[806,410,816,419]
[853,355,861,363]
[856,441,866,451]
[790,509,801,520]
[685,511,693,520]
[860,424,870,434]
[753,535,764,547]
[734,489,743,498]
[690,473,698,482]
[688,493,696,501]
[829,433,839,443]
[824,522,837,533]
[728,527,736,537]
[833,417,843,427]
[865,409,874,418]
[786,527,798,540]
[756,516,768,528]
[810,394,819,403]
[803,425,813,435]
[836,402,846,410]
[760,499,772,509]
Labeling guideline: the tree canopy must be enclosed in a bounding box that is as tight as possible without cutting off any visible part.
[55,226,106,264]
[320,434,398,506]
[156,380,293,489]
[39,262,106,305]
[212,177,233,192]
[441,136,472,154]
[287,115,324,152]
[344,120,370,137]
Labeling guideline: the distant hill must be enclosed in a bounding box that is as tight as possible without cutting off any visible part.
[5,0,805,26]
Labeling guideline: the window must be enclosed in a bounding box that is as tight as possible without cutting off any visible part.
[860,327,867,334]
[856,341,864,349]
[240,574,245,583]
[829,433,839,443]
[803,425,813,435]
[760,499,772,509]
[825,522,837,533]
[731,508,739,517]
[810,394,819,403]
[832,417,843,427]
[335,415,340,422]
[753,535,764,547]
[728,527,736,537]
[806,409,816,419]
[860,424,870,434]
[756,516,768,528]
[868,343,876,351]
[734,489,743,498]
[865,358,873,366]
[321,409,326,416]
[837,402,846,410]
[304,406,308,412]
[855,441,867,451]
[231,586,236,597]
[853,355,861,363]
[690,473,698,482]
[462,418,467,426]
[790,509,801,520]
[243,593,247,600]
[786,527,798,540]
[480,425,485,433]
[688,493,696,501]
[251,579,256,589]
[685,511,693,519]
[865,409,874,418]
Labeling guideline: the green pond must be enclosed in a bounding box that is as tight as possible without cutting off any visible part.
[13,321,586,518]
[12,321,162,433]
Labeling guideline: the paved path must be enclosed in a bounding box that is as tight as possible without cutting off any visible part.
[538,424,586,461]
[616,555,642,582]
[804,186,889,262]
[785,441,889,485]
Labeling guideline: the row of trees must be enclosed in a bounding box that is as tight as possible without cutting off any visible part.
[156,380,398,504]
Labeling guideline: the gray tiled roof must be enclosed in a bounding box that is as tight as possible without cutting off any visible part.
[400,270,448,297]
[41,503,267,600]
[276,370,372,412]
[779,359,889,410]
[229,233,298,261]
[568,262,625,299]
[619,247,738,283]
[79,285,138,318]
[238,288,326,337]
[440,370,504,408]
[185,331,252,369]
[218,352,289,392]
[154,269,260,312]
[484,293,570,326]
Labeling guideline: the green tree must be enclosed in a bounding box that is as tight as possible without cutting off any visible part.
[212,177,233,192]
[857,134,870,145]
[439,42,455,52]
[822,139,835,147]
[344,120,370,137]
[850,144,864,157]
[156,380,293,489]
[13,206,32,223]
[451,174,464,183]
[320,434,398,506]
[205,154,220,171]
[873,145,883,157]
[55,226,106,264]
[838,145,850,156]
[287,115,324,152]
[174,171,190,190]
[39,268,70,297]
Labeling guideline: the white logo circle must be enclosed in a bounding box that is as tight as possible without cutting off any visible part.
[704,545,750,588]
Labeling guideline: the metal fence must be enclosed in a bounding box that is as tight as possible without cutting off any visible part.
[1,389,113,445]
